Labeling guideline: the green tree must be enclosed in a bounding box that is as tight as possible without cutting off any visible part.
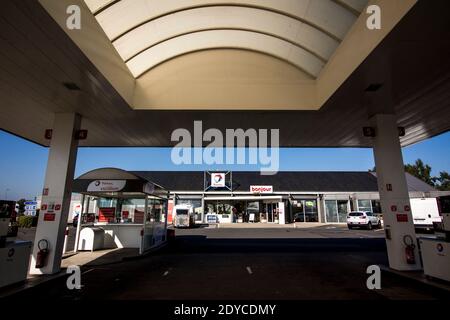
[16,198,26,215]
[434,171,450,191]
[404,159,434,186]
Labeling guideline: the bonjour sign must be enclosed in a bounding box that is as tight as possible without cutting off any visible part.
[250,185,273,194]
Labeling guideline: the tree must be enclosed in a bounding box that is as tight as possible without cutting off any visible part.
[404,159,435,186]
[16,198,26,215]
[434,171,450,191]
[369,159,449,190]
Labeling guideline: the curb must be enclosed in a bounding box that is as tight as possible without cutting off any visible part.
[380,265,450,294]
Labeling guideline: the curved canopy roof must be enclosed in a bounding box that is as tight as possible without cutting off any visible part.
[5,0,446,149]
[74,167,168,196]
[84,0,368,79]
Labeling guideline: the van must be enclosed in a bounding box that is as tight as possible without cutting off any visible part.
[173,204,195,228]
[410,198,441,231]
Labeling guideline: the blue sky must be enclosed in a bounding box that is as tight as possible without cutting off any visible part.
[0,130,449,200]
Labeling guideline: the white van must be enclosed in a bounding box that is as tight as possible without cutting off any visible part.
[173,204,195,228]
[410,198,442,231]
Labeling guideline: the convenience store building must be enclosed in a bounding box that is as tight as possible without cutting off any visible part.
[133,171,439,225]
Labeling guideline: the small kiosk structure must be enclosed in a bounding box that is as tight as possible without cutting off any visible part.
[72,168,169,254]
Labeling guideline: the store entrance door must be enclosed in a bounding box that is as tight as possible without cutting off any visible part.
[266,203,278,223]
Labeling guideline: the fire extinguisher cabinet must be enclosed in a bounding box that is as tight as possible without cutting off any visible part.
[78,227,105,251]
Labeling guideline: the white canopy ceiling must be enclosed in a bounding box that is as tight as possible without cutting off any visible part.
[84,0,368,78]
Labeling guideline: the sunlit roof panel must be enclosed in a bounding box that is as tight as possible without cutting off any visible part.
[84,0,116,13]
[114,6,339,62]
[338,0,369,12]
[94,0,358,41]
[126,29,325,78]
[83,0,368,80]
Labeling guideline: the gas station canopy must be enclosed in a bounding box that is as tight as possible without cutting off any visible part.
[0,0,449,147]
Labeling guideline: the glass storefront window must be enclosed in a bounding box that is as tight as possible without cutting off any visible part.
[337,200,349,223]
[371,200,382,214]
[357,199,372,212]
[291,200,305,222]
[325,200,348,223]
[325,200,338,223]
[97,197,147,223]
[305,200,318,222]
[291,200,318,223]
[357,200,381,214]
[177,199,203,222]
[246,201,259,223]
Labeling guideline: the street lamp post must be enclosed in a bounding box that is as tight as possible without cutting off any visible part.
[4,188,10,200]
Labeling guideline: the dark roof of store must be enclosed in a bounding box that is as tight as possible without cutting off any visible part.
[130,171,435,193]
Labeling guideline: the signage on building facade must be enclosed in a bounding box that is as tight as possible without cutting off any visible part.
[211,173,226,187]
[87,180,126,192]
[250,185,273,193]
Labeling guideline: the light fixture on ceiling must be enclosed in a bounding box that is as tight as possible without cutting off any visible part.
[365,83,383,92]
[62,82,81,91]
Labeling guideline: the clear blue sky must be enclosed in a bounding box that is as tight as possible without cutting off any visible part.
[0,130,449,200]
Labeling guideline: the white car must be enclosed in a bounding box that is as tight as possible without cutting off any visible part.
[347,211,382,230]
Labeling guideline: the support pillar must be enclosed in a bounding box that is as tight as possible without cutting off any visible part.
[371,114,420,271]
[30,113,81,274]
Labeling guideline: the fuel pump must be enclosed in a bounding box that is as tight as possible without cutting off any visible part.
[0,205,32,288]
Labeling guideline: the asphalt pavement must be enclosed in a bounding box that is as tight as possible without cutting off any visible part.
[6,225,450,300]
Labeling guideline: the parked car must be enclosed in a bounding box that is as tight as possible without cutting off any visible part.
[347,211,381,230]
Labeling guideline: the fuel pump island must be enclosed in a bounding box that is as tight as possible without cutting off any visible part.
[0,204,32,288]
[419,213,450,282]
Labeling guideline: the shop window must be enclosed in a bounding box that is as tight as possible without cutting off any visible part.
[177,199,203,221]
[292,200,318,223]
[325,200,338,223]
[325,200,348,223]
[371,200,382,214]
[357,199,372,212]
[246,201,260,223]
[305,200,318,222]
[291,200,305,222]
[337,200,349,223]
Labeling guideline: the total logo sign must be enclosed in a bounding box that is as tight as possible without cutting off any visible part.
[250,185,273,194]
[211,173,226,187]
[87,180,126,192]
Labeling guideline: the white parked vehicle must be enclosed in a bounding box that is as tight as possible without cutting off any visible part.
[347,211,381,230]
[173,204,195,228]
[410,198,442,231]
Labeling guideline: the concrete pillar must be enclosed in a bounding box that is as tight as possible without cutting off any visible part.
[318,195,325,223]
[371,114,420,271]
[30,113,81,274]
[317,195,323,223]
